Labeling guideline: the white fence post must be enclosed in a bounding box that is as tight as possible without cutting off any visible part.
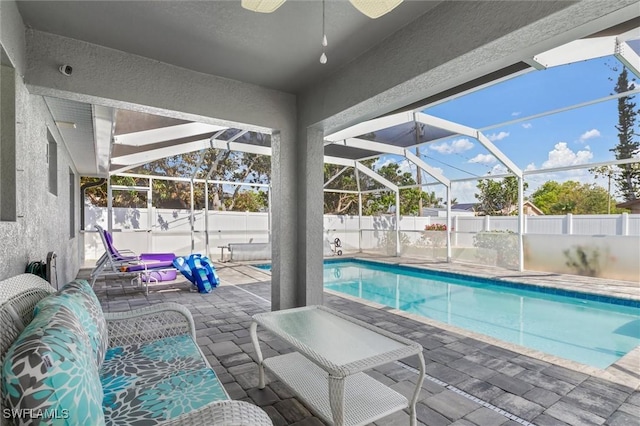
[453,215,458,247]
[566,213,573,235]
[621,212,629,236]
[484,215,490,232]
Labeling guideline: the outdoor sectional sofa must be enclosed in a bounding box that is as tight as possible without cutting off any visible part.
[0,274,272,425]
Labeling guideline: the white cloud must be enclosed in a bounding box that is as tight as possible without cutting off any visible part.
[511,111,521,117]
[489,164,508,175]
[373,157,412,175]
[373,157,392,169]
[397,159,412,174]
[541,142,593,168]
[487,131,509,142]
[429,138,474,154]
[522,123,532,129]
[524,163,537,171]
[451,181,477,203]
[468,154,497,164]
[579,129,600,142]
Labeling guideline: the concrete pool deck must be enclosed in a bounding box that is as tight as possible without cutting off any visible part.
[83,258,639,426]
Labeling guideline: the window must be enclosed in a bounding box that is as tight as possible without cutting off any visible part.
[47,129,57,195]
[0,46,16,221]
[69,169,75,238]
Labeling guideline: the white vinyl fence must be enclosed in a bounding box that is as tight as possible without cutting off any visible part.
[83,207,639,280]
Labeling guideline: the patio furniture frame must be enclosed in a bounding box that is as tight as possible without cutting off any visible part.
[250,305,425,426]
[0,273,273,426]
[90,225,177,294]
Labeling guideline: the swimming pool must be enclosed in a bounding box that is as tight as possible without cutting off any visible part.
[254,259,640,368]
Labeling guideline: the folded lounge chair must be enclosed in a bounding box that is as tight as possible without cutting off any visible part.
[90,225,178,292]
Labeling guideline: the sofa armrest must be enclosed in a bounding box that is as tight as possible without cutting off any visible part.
[163,400,273,426]
[104,302,195,347]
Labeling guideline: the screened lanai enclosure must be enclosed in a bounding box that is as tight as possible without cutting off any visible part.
[80,23,640,281]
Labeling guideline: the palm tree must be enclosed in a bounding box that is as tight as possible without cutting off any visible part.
[423,191,443,208]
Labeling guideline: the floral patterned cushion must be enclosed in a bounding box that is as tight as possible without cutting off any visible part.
[35,280,108,368]
[101,335,228,425]
[2,303,105,425]
[101,335,209,386]
[103,369,227,425]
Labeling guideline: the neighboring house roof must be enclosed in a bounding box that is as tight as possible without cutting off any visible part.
[450,203,477,211]
[616,199,640,213]
[520,200,545,216]
[446,201,544,215]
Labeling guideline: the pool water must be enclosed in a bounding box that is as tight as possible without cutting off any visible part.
[253,263,272,270]
[320,260,639,369]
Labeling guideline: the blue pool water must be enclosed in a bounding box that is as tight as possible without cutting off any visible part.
[253,263,272,270]
[255,260,640,368]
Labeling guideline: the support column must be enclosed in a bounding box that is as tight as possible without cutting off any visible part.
[446,185,452,262]
[518,177,524,272]
[190,180,195,253]
[271,126,323,311]
[271,130,297,311]
[107,179,113,234]
[205,180,209,257]
[395,190,401,257]
[355,167,362,253]
[297,127,325,306]
[267,187,272,243]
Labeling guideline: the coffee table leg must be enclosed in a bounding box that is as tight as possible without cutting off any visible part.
[249,321,265,389]
[409,351,426,426]
[328,375,345,426]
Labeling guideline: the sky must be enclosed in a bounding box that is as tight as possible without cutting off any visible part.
[371,52,639,203]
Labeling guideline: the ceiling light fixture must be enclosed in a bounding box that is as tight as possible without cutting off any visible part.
[348,0,403,19]
[242,0,403,19]
[241,0,285,13]
[320,0,327,64]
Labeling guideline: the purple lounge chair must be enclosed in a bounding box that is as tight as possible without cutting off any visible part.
[90,225,178,290]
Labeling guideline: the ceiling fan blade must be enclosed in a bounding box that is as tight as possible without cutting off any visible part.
[349,0,403,19]
[241,0,286,13]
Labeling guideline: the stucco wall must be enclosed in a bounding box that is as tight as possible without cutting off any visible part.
[0,1,80,284]
[22,27,303,309]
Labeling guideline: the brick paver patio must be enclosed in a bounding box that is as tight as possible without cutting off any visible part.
[86,262,639,426]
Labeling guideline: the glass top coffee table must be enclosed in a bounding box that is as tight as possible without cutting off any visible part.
[250,305,425,426]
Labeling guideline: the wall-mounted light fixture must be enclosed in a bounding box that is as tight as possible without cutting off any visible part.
[55,121,77,129]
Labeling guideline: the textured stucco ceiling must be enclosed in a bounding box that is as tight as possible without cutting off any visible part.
[16,0,442,93]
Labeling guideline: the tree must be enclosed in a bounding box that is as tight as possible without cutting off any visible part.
[589,165,615,214]
[323,164,360,215]
[475,176,525,215]
[323,160,439,216]
[83,145,271,211]
[362,163,430,216]
[610,67,640,201]
[531,180,624,215]
[423,191,443,208]
[225,190,268,212]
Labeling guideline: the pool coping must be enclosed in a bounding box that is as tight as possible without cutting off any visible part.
[247,256,640,388]
[324,287,640,390]
[248,254,640,303]
[344,257,640,305]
